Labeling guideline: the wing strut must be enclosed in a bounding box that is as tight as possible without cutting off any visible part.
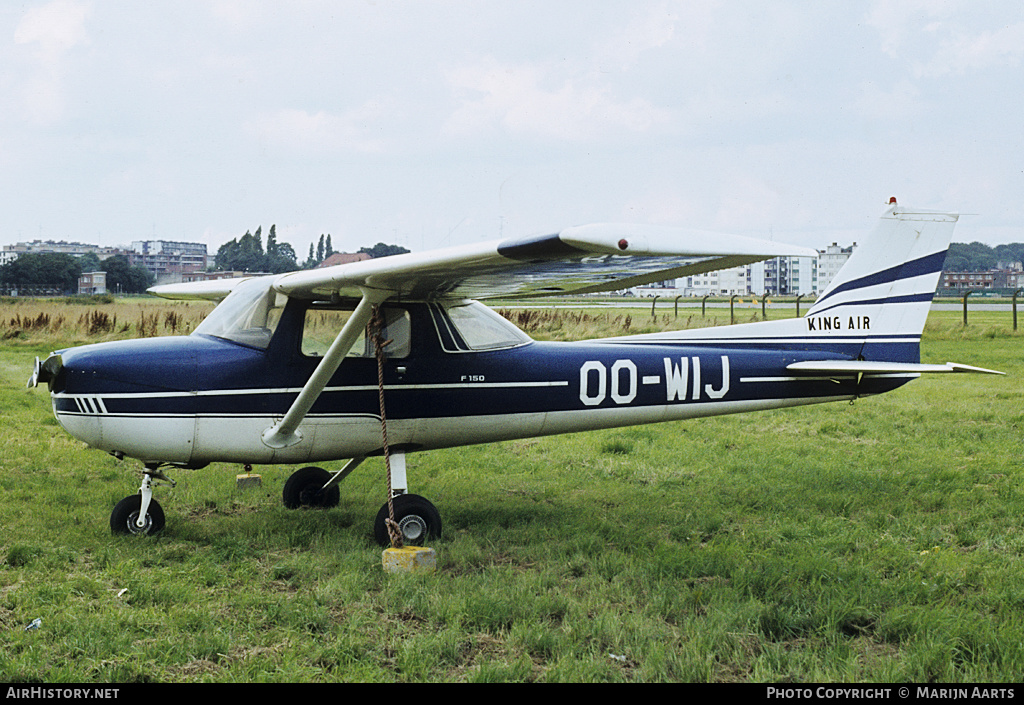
[262,288,392,449]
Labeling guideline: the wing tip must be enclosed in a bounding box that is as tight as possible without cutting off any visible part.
[148,277,251,301]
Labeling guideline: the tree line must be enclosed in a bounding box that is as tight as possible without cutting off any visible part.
[215,225,409,272]
[0,252,152,295]
[944,242,1024,272]
[214,225,300,273]
[4,235,1018,296]
[2,225,410,294]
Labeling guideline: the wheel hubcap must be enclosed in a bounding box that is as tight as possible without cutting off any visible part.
[398,514,427,542]
[126,511,151,535]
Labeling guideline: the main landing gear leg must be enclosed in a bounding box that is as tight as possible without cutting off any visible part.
[282,457,368,510]
[110,464,175,535]
[373,452,442,547]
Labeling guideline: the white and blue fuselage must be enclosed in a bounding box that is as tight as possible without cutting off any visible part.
[45,297,915,468]
[35,205,984,471]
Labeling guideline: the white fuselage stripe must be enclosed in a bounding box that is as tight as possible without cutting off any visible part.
[53,379,570,401]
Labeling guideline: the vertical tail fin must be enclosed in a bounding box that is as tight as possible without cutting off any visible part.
[805,203,957,363]
[609,203,957,363]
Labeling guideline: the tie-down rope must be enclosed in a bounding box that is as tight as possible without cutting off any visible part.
[370,305,402,548]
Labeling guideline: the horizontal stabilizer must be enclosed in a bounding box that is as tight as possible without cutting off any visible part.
[787,360,1004,375]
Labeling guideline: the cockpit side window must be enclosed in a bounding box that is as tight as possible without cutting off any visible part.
[302,305,411,359]
[192,277,285,349]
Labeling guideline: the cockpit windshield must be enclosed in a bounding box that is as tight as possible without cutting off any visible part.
[192,277,285,349]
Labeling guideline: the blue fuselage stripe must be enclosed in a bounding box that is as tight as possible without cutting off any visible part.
[813,250,946,308]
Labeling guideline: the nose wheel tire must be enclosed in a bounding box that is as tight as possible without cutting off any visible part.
[283,466,340,509]
[111,495,165,535]
[374,494,442,547]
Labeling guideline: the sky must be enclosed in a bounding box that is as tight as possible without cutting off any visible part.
[2,0,1023,261]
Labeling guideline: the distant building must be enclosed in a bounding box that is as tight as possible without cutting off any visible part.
[748,254,818,296]
[817,242,856,292]
[940,271,1000,291]
[78,271,107,295]
[686,266,750,296]
[637,250,823,298]
[2,239,124,263]
[129,240,209,283]
[180,270,252,283]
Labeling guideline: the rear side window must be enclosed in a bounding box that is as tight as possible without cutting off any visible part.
[430,301,531,352]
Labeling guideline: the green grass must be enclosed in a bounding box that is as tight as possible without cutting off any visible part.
[0,303,1022,682]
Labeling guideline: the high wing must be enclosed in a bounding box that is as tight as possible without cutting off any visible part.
[274,224,819,301]
[151,224,817,302]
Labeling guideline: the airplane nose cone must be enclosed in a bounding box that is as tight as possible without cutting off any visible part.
[27,353,64,391]
[43,336,215,465]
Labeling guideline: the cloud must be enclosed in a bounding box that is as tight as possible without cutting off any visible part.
[14,0,91,62]
[597,2,682,70]
[917,22,1024,77]
[439,5,689,142]
[243,102,389,155]
[12,0,92,124]
[864,1,1024,77]
[852,79,923,121]
[442,56,670,141]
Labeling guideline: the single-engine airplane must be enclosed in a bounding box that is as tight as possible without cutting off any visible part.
[28,201,1001,543]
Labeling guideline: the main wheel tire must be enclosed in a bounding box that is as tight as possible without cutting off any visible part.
[110,494,165,535]
[282,466,340,509]
[374,494,442,547]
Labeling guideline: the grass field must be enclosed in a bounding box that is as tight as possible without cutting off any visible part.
[1,298,1022,682]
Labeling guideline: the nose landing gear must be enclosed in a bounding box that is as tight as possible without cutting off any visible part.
[110,464,175,535]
